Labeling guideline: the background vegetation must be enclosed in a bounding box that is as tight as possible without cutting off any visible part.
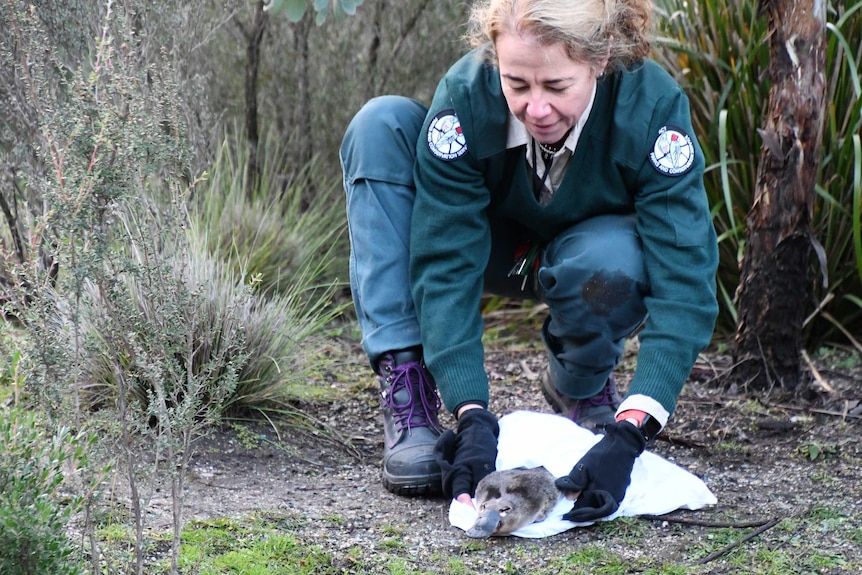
[655,0,862,348]
[0,0,859,573]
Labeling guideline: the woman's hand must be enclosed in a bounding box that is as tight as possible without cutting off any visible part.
[556,421,646,522]
[434,408,499,501]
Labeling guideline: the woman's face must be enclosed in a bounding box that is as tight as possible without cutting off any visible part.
[496,29,602,146]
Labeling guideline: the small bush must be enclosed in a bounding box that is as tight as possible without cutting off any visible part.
[0,408,87,575]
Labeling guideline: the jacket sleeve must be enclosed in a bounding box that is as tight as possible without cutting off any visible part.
[409,83,493,414]
[627,86,719,415]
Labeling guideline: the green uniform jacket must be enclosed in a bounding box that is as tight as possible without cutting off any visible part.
[410,48,718,416]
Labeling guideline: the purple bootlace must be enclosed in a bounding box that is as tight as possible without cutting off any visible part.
[569,376,619,421]
[381,361,443,434]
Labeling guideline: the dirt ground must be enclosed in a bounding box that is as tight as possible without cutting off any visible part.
[166,335,862,573]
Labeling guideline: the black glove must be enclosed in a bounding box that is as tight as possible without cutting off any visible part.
[555,421,646,522]
[433,408,499,499]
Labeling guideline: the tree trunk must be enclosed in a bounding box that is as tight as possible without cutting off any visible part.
[364,0,386,102]
[731,0,827,391]
[291,11,313,171]
[244,0,267,198]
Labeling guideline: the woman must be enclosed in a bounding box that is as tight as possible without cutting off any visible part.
[340,0,717,521]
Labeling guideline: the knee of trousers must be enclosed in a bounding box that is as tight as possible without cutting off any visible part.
[340,96,428,186]
[538,215,649,337]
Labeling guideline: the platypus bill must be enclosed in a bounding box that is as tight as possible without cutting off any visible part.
[466,466,561,538]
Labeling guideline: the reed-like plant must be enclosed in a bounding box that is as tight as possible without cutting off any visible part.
[79,193,343,416]
[655,0,862,350]
[186,127,351,411]
[193,127,349,301]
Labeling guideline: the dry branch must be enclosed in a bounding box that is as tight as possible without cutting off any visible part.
[694,517,782,564]
[641,514,777,529]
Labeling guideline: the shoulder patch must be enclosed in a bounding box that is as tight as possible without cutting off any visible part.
[427,109,467,161]
[648,126,695,176]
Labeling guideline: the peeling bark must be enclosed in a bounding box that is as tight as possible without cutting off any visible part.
[732,0,827,390]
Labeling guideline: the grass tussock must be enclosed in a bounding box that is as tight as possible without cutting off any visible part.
[193,128,349,300]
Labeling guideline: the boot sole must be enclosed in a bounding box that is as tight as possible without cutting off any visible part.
[382,471,442,497]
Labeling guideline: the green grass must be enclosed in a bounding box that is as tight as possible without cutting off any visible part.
[547,546,628,574]
[199,535,332,575]
[194,126,348,301]
[380,537,408,550]
[177,516,335,575]
[321,513,345,526]
[96,523,132,544]
[592,516,649,540]
[81,505,862,575]
[689,508,861,573]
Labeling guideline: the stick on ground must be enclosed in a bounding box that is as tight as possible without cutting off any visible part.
[694,518,782,565]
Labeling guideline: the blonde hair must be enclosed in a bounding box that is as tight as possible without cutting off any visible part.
[466,0,652,71]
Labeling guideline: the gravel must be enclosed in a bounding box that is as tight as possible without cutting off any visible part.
[142,340,862,573]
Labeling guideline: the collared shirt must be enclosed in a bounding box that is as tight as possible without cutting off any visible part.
[505,81,598,204]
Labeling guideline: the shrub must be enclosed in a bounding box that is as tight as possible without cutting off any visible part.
[78,205,342,416]
[0,409,87,575]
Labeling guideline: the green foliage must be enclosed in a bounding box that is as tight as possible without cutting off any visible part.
[266,0,365,25]
[797,440,839,461]
[188,127,348,414]
[654,0,770,334]
[655,0,862,349]
[0,409,87,575]
[194,127,348,300]
[0,2,324,572]
[0,339,24,403]
[1,0,346,419]
[1,0,200,419]
[77,188,343,418]
[77,204,247,413]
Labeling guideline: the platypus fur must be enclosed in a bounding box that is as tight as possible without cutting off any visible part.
[466,466,561,538]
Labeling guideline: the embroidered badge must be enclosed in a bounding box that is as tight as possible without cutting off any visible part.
[649,126,695,176]
[427,109,467,161]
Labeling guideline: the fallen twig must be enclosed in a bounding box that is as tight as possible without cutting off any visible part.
[694,517,782,565]
[640,514,775,529]
[761,401,862,420]
[801,349,835,393]
[201,481,244,490]
[655,432,708,449]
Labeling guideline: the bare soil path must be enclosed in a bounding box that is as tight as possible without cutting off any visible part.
[167,338,862,573]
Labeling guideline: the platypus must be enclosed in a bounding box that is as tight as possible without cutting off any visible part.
[466,466,561,538]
